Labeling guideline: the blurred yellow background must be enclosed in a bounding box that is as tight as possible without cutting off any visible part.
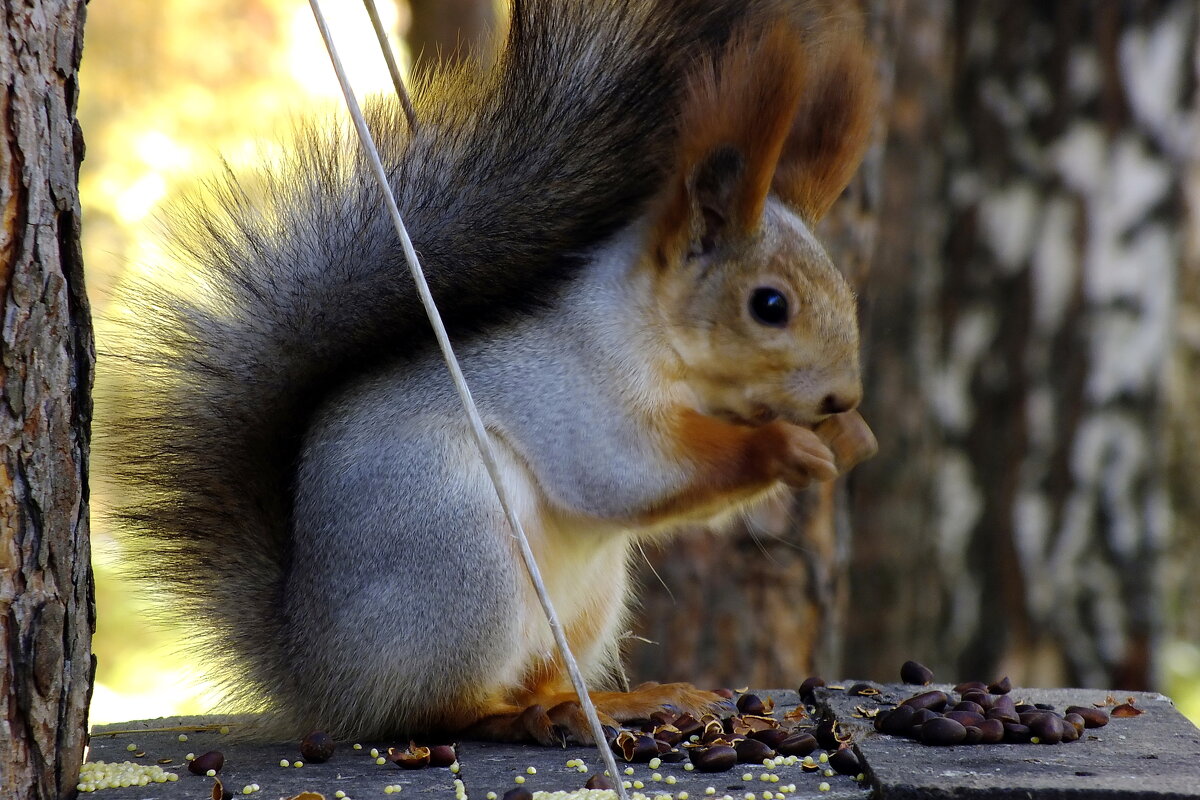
[80,0,1200,729]
[82,0,409,727]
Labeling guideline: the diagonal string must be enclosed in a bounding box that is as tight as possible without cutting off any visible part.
[360,0,417,132]
[306,2,629,796]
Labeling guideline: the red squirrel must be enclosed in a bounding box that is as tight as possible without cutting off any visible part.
[106,0,878,742]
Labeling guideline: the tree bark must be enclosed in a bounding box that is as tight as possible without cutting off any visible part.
[849,0,1194,690]
[1,1,93,797]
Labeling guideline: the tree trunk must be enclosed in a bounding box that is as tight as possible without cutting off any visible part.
[1168,43,1200,662]
[406,0,497,71]
[849,0,1194,690]
[0,1,93,797]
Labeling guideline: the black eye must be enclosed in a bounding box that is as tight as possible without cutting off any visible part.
[749,287,789,327]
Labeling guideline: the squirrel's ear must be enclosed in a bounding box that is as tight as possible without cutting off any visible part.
[651,28,807,264]
[772,31,877,222]
[686,146,745,258]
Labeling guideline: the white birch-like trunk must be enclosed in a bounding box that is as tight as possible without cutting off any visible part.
[850,0,1195,691]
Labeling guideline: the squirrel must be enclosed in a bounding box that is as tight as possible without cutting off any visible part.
[105,0,879,743]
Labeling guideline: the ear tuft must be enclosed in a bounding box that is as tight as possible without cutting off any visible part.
[651,27,808,262]
[649,15,878,263]
[772,30,878,222]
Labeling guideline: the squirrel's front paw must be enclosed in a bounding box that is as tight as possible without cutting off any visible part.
[771,425,838,489]
[814,410,877,472]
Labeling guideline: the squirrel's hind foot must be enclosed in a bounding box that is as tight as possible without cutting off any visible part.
[466,701,620,746]
[466,682,731,745]
[590,682,735,726]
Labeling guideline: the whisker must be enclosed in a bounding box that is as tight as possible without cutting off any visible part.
[636,541,675,604]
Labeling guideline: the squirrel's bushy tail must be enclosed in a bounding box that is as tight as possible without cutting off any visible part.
[103,0,855,720]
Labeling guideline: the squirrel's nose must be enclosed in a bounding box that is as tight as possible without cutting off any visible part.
[820,390,860,416]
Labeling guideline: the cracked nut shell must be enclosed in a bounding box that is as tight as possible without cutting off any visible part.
[612,731,659,763]
[388,743,431,769]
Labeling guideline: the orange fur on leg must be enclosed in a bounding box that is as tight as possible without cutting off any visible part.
[630,408,835,526]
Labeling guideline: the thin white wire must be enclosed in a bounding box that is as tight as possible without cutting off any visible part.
[360,0,417,132]
[307,2,629,795]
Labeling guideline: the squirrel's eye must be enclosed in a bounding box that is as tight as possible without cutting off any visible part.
[749,287,789,327]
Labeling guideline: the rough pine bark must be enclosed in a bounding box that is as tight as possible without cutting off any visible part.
[0,0,93,797]
[849,0,1195,691]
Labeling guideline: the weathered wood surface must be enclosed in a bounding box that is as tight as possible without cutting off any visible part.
[824,684,1200,799]
[82,686,1199,799]
[0,0,93,797]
